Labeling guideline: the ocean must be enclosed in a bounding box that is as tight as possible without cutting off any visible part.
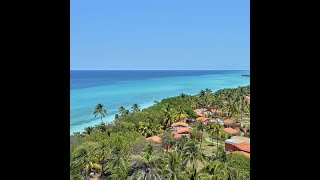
[70,70,250,134]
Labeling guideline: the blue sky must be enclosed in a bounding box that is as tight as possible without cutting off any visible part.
[71,0,249,70]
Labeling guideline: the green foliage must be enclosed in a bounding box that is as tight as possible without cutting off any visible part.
[70,85,250,179]
[227,153,250,179]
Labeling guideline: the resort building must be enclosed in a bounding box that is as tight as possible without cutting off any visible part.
[171,122,188,131]
[223,119,234,128]
[225,136,250,157]
[171,122,191,138]
[194,109,204,117]
[196,117,209,123]
[210,109,222,118]
[234,142,250,153]
[211,109,230,118]
[222,127,240,136]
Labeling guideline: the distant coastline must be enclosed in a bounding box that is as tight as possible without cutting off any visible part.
[70,70,250,134]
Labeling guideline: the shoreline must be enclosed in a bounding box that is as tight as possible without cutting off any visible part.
[70,83,250,135]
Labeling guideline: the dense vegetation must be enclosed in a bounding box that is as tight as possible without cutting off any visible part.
[70,85,250,180]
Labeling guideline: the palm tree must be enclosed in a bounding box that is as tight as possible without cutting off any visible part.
[94,103,107,123]
[183,141,205,170]
[161,129,175,151]
[95,122,107,132]
[204,88,212,94]
[163,103,175,128]
[175,135,188,151]
[71,147,93,180]
[196,122,204,149]
[138,121,153,137]
[238,87,247,122]
[83,126,94,135]
[131,103,141,113]
[118,106,127,116]
[180,93,187,100]
[175,105,188,121]
[198,90,206,110]
[163,151,184,180]
[210,123,223,153]
[130,153,164,180]
[181,167,201,180]
[199,90,206,98]
[115,113,119,120]
[94,140,111,180]
[199,161,239,180]
[111,133,130,180]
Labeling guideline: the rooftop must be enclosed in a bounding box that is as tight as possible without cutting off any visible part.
[196,117,209,122]
[222,128,238,134]
[234,142,250,152]
[224,119,234,125]
[171,122,188,127]
[176,127,190,134]
[231,136,250,143]
[146,136,162,143]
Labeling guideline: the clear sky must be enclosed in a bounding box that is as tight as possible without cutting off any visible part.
[71,0,249,70]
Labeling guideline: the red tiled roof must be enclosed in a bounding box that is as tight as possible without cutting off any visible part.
[234,142,250,152]
[196,117,209,122]
[146,136,162,143]
[176,127,190,134]
[222,128,238,134]
[224,119,234,125]
[171,122,188,127]
[233,151,250,158]
[234,127,240,131]
[197,113,204,117]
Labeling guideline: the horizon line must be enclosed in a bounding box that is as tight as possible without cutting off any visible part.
[70,69,250,71]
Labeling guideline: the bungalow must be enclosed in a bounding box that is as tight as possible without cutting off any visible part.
[222,127,240,136]
[176,127,190,134]
[202,111,213,118]
[171,122,188,128]
[171,122,191,138]
[234,142,250,153]
[225,136,250,154]
[231,136,250,143]
[223,119,234,128]
[196,117,209,123]
[171,122,188,131]
[194,109,204,117]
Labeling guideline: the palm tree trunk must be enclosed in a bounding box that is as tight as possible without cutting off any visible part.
[84,170,88,180]
[100,164,104,180]
[212,137,214,146]
[101,115,103,123]
[216,132,219,149]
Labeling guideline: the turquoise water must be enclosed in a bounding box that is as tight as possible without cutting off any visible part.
[70,70,250,134]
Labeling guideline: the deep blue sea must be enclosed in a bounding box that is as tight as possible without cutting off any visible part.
[70,70,250,134]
